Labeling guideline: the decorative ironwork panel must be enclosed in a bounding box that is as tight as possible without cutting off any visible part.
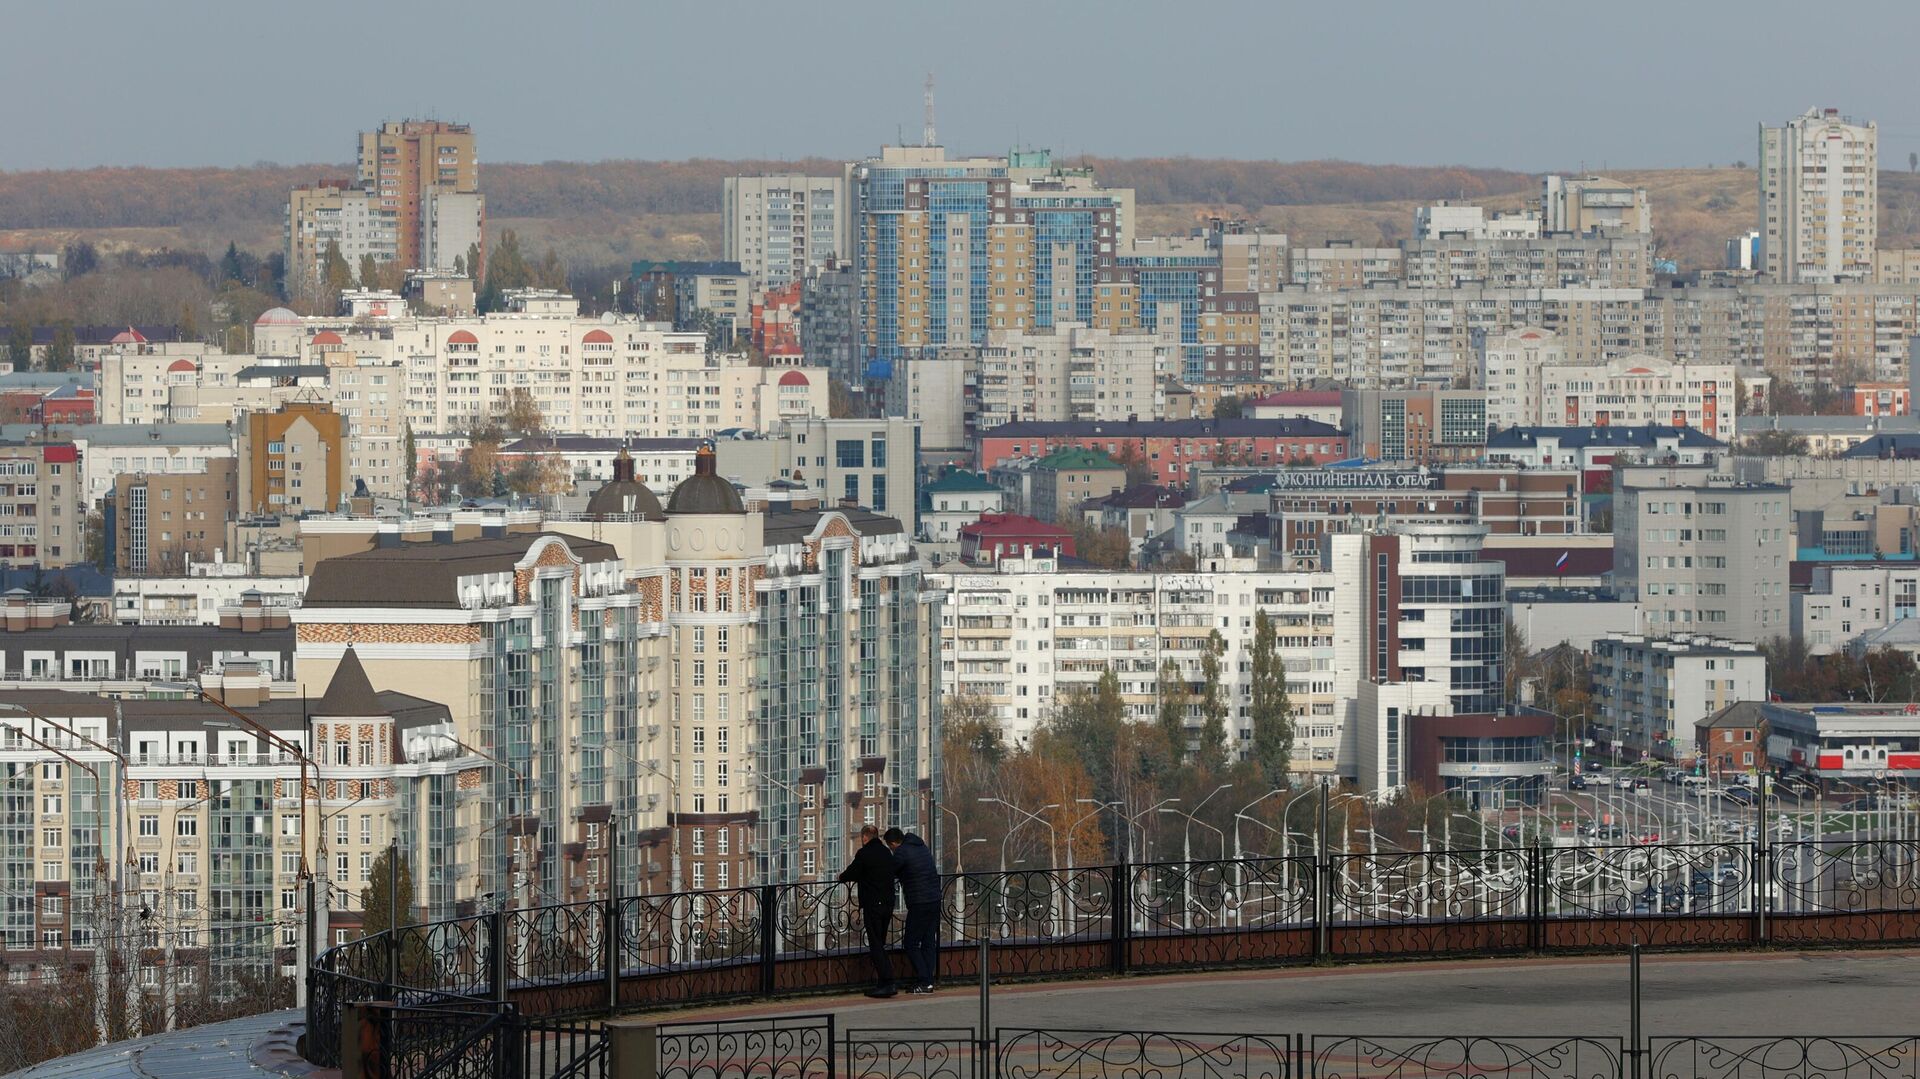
[1545,843,1752,919]
[395,915,493,998]
[656,1014,835,1079]
[1649,1036,1920,1079]
[1328,849,1530,924]
[1310,1035,1622,1079]
[943,869,1113,949]
[507,901,608,988]
[998,1028,1290,1079]
[619,888,763,1000]
[1771,842,1920,914]
[846,1028,979,1079]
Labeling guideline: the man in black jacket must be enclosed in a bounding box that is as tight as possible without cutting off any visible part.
[838,824,898,997]
[885,827,941,993]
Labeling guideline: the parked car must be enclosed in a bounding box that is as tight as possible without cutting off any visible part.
[1569,774,1589,791]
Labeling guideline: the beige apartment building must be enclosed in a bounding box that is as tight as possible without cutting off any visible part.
[358,119,482,271]
[722,175,849,287]
[1759,108,1877,283]
[284,182,397,306]
[110,460,238,577]
[236,402,348,516]
[0,440,84,569]
[1542,175,1651,235]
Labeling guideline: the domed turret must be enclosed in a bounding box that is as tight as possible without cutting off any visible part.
[585,446,665,520]
[667,443,744,515]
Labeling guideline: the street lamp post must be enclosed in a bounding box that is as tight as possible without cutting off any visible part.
[978,798,1059,937]
[1066,800,1118,871]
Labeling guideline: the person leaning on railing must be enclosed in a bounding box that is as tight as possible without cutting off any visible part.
[839,824,899,998]
[886,826,940,995]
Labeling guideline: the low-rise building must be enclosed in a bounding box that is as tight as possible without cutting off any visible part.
[1028,448,1126,524]
[919,471,1002,544]
[1340,388,1488,465]
[1793,562,1920,655]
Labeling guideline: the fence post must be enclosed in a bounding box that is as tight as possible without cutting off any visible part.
[490,907,510,1004]
[1530,844,1545,954]
[1108,860,1129,975]
[605,894,621,1013]
[606,1021,660,1079]
[1627,943,1643,1079]
[977,935,992,1078]
[758,884,779,998]
[1314,785,1330,960]
[1754,772,1770,946]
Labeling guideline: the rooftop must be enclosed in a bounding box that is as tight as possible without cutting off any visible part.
[1486,425,1726,450]
[921,470,1000,496]
[302,533,618,609]
[1035,447,1122,471]
[984,417,1344,439]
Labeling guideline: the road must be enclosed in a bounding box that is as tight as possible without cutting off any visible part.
[639,951,1920,1037]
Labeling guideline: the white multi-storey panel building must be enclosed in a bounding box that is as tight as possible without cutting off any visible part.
[722,175,849,287]
[1760,108,1877,284]
[929,555,1361,780]
[1613,479,1792,646]
[1793,562,1920,655]
[1591,633,1767,759]
[1536,355,1738,441]
[974,323,1172,430]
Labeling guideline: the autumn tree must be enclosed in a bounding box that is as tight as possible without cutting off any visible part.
[1197,630,1229,772]
[1248,609,1295,788]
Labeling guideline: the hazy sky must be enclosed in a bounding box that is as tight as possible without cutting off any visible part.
[8,0,1920,172]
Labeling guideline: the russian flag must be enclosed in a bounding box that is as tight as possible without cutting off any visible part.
[1555,551,1570,573]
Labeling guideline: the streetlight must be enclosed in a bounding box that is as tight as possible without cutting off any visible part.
[598,736,680,896]
[1066,800,1118,870]
[977,798,1059,874]
[1232,789,1288,861]
[1125,797,1180,865]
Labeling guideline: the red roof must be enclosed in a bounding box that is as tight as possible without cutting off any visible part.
[447,330,479,345]
[960,513,1072,539]
[166,359,197,374]
[778,370,810,387]
[311,330,344,346]
[582,329,614,344]
[110,327,147,345]
[40,445,77,464]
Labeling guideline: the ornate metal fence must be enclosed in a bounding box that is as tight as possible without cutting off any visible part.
[306,839,1920,1070]
[1646,1036,1920,1079]
[656,1014,835,1079]
[998,1028,1291,1079]
[1309,1035,1623,1079]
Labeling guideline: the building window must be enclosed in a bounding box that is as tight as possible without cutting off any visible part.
[836,440,864,468]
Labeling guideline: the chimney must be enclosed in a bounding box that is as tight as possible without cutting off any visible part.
[481,515,507,540]
[376,522,402,549]
[433,522,454,545]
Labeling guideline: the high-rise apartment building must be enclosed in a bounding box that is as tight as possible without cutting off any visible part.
[285,182,398,303]
[972,323,1172,431]
[1759,108,1877,283]
[357,120,483,273]
[723,176,850,287]
[236,402,348,516]
[109,460,238,577]
[849,146,1133,380]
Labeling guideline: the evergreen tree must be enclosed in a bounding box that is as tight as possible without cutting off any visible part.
[1197,630,1229,772]
[1249,609,1295,788]
[46,322,75,372]
[1157,656,1188,762]
[320,240,353,302]
[358,253,381,289]
[403,424,418,497]
[6,319,30,371]
[220,241,246,283]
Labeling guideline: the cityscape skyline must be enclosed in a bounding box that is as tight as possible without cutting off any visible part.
[6,1,1920,172]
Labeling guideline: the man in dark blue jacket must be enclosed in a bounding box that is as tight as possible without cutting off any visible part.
[885,827,941,993]
[838,824,898,996]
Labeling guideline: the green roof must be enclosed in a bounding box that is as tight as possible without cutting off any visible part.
[923,470,999,495]
[1037,447,1122,471]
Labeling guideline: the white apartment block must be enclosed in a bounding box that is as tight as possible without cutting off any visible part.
[1612,480,1791,646]
[1288,246,1403,291]
[1413,204,1541,240]
[421,190,485,275]
[1480,327,1567,429]
[1535,355,1739,441]
[248,294,830,444]
[98,341,408,500]
[974,323,1172,430]
[722,175,849,287]
[1590,632,1767,757]
[1793,563,1920,655]
[929,555,1360,780]
[1542,175,1651,235]
[1760,108,1878,283]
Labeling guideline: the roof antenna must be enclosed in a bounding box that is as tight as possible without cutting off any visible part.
[923,72,937,147]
